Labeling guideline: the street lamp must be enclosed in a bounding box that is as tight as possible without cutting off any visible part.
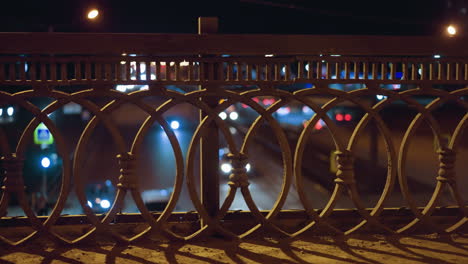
[40,157,51,200]
[447,24,457,36]
[87,9,100,20]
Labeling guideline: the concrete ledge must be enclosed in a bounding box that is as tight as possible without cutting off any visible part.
[0,233,467,263]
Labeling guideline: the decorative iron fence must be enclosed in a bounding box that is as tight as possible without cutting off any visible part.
[0,29,467,245]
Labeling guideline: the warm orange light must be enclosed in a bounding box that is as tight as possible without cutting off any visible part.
[87,9,99,20]
[447,25,457,36]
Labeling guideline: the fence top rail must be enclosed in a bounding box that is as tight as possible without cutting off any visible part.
[1,32,468,56]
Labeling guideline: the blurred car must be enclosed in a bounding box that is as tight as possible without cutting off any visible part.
[219,147,253,177]
[141,188,172,211]
[86,180,115,213]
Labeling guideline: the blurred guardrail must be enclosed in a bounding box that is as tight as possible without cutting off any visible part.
[0,18,467,245]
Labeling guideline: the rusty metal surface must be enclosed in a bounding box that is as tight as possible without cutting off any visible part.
[0,33,467,245]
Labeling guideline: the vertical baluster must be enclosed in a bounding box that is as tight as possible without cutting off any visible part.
[464,63,468,81]
[354,62,358,80]
[30,62,36,81]
[104,63,111,81]
[306,61,312,79]
[95,62,101,80]
[85,61,91,81]
[455,62,460,80]
[317,59,322,79]
[114,61,125,81]
[145,61,151,81]
[420,63,425,80]
[125,61,131,81]
[218,61,224,81]
[19,61,26,81]
[402,62,407,80]
[9,63,15,81]
[0,63,5,81]
[207,61,213,81]
[316,61,321,79]
[325,61,330,79]
[187,61,193,81]
[155,61,161,81]
[371,62,377,80]
[274,63,280,81]
[75,62,81,81]
[411,63,416,80]
[344,62,349,79]
[363,62,368,80]
[61,63,67,81]
[335,61,340,80]
[390,62,396,80]
[135,61,141,81]
[41,62,47,81]
[381,62,387,81]
[226,62,232,81]
[175,61,181,81]
[429,63,434,80]
[438,62,442,80]
[446,63,451,81]
[50,62,57,82]
[297,61,303,79]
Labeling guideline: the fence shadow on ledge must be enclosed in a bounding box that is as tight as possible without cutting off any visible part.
[0,232,467,264]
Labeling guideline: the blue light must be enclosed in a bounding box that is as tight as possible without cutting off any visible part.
[170,120,180,130]
[100,199,111,209]
[41,157,51,168]
[87,200,93,208]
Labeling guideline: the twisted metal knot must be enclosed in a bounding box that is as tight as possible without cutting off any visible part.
[227,152,250,188]
[334,150,355,185]
[1,153,25,193]
[117,152,138,190]
[436,147,456,183]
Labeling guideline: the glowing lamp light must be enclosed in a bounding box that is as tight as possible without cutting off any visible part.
[335,114,344,121]
[87,201,93,208]
[229,111,239,120]
[376,94,387,101]
[276,107,290,116]
[302,106,313,114]
[245,163,251,172]
[100,199,111,209]
[314,121,323,130]
[170,120,180,130]
[7,106,14,116]
[221,163,232,174]
[41,157,51,168]
[87,9,99,20]
[219,112,227,120]
[447,25,457,36]
[344,114,352,122]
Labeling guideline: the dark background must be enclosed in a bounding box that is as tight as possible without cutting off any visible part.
[0,0,464,35]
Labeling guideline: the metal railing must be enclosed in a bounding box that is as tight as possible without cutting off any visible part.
[0,19,467,245]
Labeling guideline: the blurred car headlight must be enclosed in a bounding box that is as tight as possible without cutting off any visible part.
[100,199,111,209]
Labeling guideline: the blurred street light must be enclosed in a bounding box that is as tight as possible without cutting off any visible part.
[447,24,457,36]
[87,9,100,20]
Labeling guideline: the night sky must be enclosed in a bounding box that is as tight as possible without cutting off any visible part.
[0,0,460,35]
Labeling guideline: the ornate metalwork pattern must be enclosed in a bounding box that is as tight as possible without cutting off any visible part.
[0,33,467,245]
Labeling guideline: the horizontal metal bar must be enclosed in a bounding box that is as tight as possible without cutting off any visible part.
[0,33,468,56]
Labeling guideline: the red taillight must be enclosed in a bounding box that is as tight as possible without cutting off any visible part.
[314,121,323,130]
[335,114,343,121]
[252,97,260,103]
[241,103,248,108]
[344,114,352,121]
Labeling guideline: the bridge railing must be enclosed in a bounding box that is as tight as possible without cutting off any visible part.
[0,28,467,245]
